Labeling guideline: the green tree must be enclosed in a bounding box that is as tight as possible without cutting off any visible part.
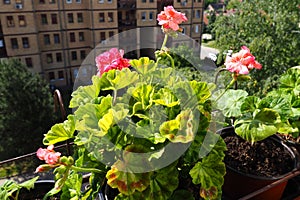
[213,0,300,95]
[0,59,56,160]
[204,0,220,9]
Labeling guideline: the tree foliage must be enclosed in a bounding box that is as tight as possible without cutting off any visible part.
[213,0,300,95]
[0,59,56,160]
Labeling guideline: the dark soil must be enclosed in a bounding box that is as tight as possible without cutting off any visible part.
[224,135,295,177]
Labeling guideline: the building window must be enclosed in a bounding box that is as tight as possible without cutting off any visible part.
[41,14,48,24]
[39,0,45,3]
[108,12,114,22]
[66,0,72,3]
[49,0,56,3]
[68,13,74,23]
[70,32,75,42]
[18,15,26,27]
[11,38,18,49]
[195,10,201,18]
[54,34,60,44]
[77,13,83,23]
[3,0,11,4]
[22,37,29,48]
[79,32,84,41]
[100,32,106,42]
[149,12,154,20]
[58,70,64,79]
[194,25,199,33]
[7,16,14,27]
[0,39,4,47]
[48,72,55,80]
[25,57,33,68]
[149,0,153,2]
[71,51,77,60]
[107,0,112,3]
[51,14,58,24]
[98,0,104,3]
[46,53,53,63]
[80,50,86,60]
[141,12,146,21]
[99,13,105,22]
[182,27,185,34]
[56,52,62,62]
[109,31,114,40]
[44,34,50,45]
[142,0,146,2]
[75,0,81,3]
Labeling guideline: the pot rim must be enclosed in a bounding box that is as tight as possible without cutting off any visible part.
[217,126,298,181]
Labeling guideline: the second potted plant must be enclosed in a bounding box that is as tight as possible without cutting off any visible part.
[216,48,300,199]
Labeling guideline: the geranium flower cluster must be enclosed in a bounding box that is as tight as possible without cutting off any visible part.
[36,145,61,165]
[224,46,262,75]
[95,48,130,76]
[157,6,188,33]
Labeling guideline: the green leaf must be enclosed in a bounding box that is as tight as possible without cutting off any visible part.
[101,68,139,91]
[240,96,259,113]
[153,88,179,107]
[69,76,101,108]
[130,57,156,75]
[19,176,39,190]
[258,96,292,121]
[106,166,150,195]
[43,115,75,145]
[189,152,225,200]
[189,81,211,104]
[159,109,195,143]
[234,108,280,143]
[131,84,155,111]
[217,89,248,118]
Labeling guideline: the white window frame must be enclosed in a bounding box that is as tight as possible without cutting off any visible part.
[66,0,72,3]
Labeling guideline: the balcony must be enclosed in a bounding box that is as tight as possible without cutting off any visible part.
[117,0,136,10]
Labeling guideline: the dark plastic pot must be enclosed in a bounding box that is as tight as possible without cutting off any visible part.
[218,126,299,200]
[18,180,58,200]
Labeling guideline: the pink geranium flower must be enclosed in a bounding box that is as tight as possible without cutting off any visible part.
[224,46,262,75]
[36,145,61,165]
[157,6,188,32]
[95,48,130,76]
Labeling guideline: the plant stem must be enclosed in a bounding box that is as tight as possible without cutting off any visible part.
[161,34,168,50]
[214,78,236,102]
[166,53,175,68]
[113,89,117,105]
[71,166,104,174]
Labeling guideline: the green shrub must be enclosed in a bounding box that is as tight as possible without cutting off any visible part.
[0,59,55,160]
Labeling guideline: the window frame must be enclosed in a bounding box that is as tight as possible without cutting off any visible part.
[18,15,26,27]
[77,13,83,23]
[46,53,53,63]
[51,13,58,24]
[67,13,74,23]
[78,32,84,41]
[99,12,105,22]
[44,34,51,45]
[11,38,18,49]
[41,14,48,25]
[25,57,33,68]
[22,37,29,48]
[69,32,76,42]
[53,33,60,44]
[7,16,15,27]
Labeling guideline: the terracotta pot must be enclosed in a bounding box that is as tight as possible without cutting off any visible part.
[218,126,298,200]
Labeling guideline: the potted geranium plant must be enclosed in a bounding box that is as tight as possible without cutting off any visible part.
[34,6,227,200]
[215,47,299,199]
